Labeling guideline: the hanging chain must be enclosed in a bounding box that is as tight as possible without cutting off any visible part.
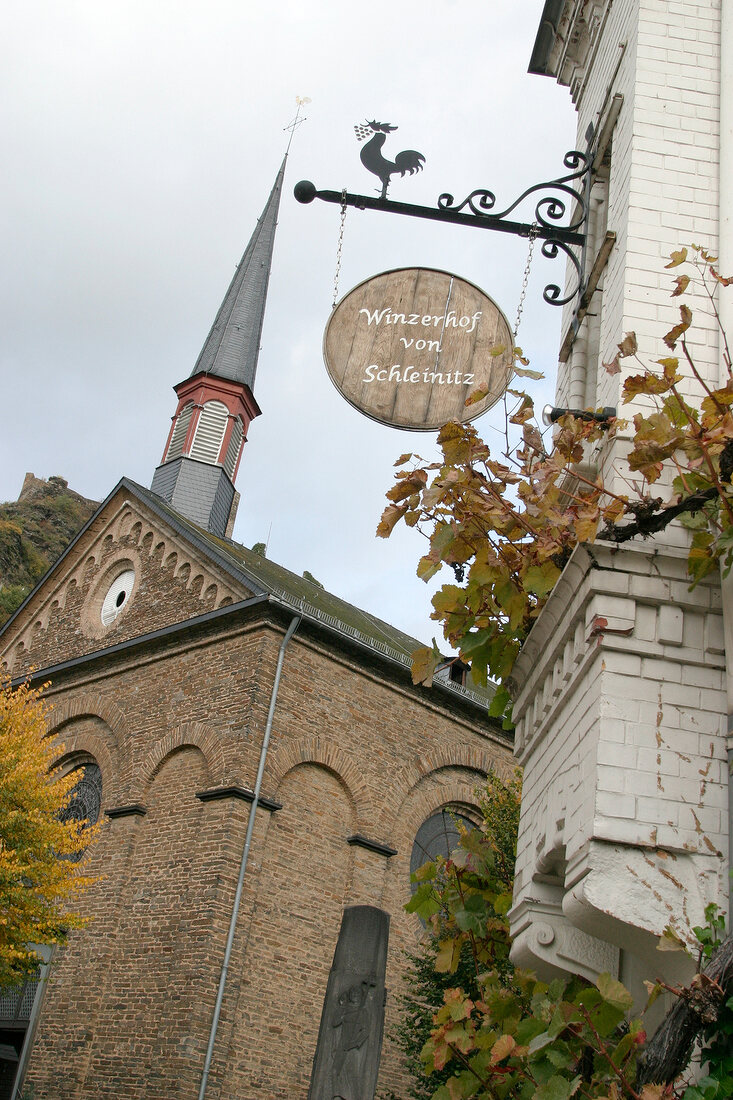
[513,222,538,341]
[332,190,348,309]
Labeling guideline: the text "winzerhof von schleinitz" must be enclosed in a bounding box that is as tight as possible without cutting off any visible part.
[358,307,482,385]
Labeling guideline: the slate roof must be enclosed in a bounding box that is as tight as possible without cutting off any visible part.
[189,159,285,390]
[1,475,497,717]
[127,479,496,713]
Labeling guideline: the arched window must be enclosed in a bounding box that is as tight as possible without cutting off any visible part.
[60,763,103,831]
[165,402,194,462]
[222,416,244,479]
[190,400,229,465]
[410,807,476,882]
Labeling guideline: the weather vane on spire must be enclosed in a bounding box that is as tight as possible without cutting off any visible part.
[284,95,311,155]
[354,120,425,199]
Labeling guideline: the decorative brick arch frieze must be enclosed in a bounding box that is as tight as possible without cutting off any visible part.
[45,695,125,808]
[135,722,226,800]
[382,742,507,827]
[46,692,131,746]
[111,506,240,605]
[110,504,137,542]
[395,770,488,849]
[1,499,247,674]
[268,736,367,827]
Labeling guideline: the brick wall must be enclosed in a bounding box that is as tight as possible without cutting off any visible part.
[1,494,246,680]
[8,496,512,1099]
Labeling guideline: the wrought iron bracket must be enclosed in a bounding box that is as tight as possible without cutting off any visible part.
[295,150,593,307]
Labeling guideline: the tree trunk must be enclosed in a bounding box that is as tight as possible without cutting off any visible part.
[635,933,733,1087]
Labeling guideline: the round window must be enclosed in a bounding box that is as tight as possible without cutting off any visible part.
[101,569,135,625]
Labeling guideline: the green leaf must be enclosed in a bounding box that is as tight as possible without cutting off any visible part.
[596,972,634,1012]
[523,562,562,597]
[404,879,441,918]
[488,682,512,722]
[535,1075,574,1100]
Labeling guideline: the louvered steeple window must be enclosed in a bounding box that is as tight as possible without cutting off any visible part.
[223,416,244,479]
[166,402,194,462]
[190,400,229,465]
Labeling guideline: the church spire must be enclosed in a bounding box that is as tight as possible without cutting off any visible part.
[191,158,285,391]
[150,160,285,539]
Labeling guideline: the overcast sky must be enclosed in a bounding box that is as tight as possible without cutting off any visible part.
[2,0,578,646]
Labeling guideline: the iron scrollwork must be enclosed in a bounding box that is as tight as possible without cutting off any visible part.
[294,129,595,307]
[437,151,590,306]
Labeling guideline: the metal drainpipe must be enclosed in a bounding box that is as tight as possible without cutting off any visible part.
[720,0,733,922]
[197,612,301,1100]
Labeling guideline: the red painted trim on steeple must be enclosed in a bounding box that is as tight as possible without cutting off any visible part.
[160,372,262,469]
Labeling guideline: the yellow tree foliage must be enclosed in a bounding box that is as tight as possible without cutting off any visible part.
[0,677,97,989]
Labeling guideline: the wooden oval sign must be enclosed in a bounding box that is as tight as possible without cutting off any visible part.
[324,267,514,431]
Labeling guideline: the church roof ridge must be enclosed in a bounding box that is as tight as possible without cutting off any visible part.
[124,479,496,712]
[0,476,497,718]
[189,158,286,391]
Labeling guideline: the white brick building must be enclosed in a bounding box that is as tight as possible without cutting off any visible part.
[509,0,732,1001]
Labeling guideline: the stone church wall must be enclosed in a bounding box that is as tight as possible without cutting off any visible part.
[22,607,511,1099]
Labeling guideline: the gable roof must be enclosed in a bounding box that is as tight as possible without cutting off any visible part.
[129,480,435,660]
[1,476,497,717]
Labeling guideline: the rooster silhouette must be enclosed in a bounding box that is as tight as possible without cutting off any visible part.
[354,121,425,198]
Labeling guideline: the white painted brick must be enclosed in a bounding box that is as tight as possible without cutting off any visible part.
[695,686,726,712]
[679,804,724,837]
[625,769,666,797]
[637,746,680,775]
[598,765,628,793]
[636,794,677,824]
[658,728,701,756]
[658,605,684,645]
[696,783,729,811]
[660,682,702,707]
[596,790,637,819]
[682,664,724,688]
[598,717,627,744]
[511,0,727,981]
[592,816,659,846]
